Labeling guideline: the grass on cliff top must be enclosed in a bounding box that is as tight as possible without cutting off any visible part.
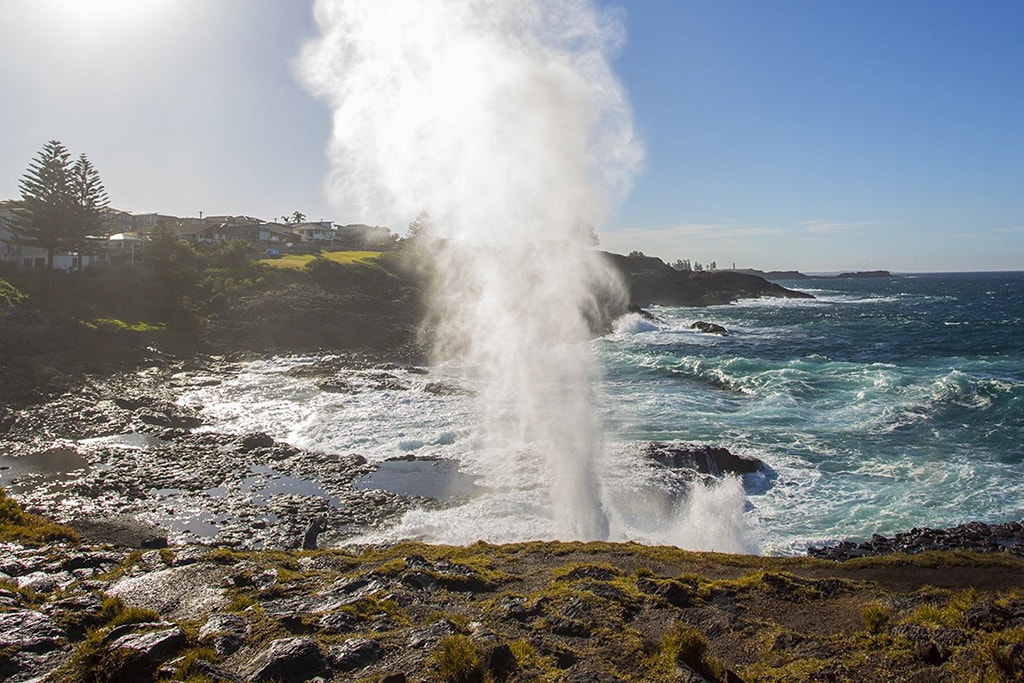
[257,250,383,269]
[0,487,79,546]
[79,318,167,333]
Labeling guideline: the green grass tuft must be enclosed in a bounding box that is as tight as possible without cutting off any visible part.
[434,634,484,683]
[0,278,27,308]
[80,318,166,333]
[862,602,890,634]
[979,627,1024,680]
[0,487,79,546]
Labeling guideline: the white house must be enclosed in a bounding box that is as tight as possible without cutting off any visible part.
[0,200,108,271]
[291,221,335,243]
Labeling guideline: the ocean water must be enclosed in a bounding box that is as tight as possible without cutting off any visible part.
[180,271,1024,555]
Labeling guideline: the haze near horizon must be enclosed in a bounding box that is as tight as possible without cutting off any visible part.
[1,0,1021,273]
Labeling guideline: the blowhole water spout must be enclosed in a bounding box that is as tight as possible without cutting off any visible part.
[300,0,642,541]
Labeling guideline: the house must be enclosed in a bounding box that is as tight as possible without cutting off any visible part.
[0,200,98,271]
[290,221,336,243]
[334,223,398,249]
[101,233,147,266]
[189,220,296,246]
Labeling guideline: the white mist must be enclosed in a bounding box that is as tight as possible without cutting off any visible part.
[300,0,755,549]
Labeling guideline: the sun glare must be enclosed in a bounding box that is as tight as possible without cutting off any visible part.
[39,0,176,34]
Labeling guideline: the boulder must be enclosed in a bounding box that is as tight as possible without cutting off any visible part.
[105,626,187,682]
[0,610,65,653]
[198,613,249,656]
[484,642,517,679]
[240,432,276,452]
[245,636,327,682]
[326,637,382,672]
[641,443,764,476]
[107,564,231,621]
[16,571,71,593]
[109,625,186,661]
[691,321,728,335]
[318,610,365,634]
[407,619,456,649]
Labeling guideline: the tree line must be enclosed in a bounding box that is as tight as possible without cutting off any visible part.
[10,140,110,273]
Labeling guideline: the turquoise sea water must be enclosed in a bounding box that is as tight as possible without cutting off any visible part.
[599,271,1024,553]
[181,271,1024,554]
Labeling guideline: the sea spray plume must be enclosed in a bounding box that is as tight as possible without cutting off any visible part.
[299,0,639,540]
[298,0,640,234]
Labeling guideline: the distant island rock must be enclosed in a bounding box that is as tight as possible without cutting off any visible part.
[835,270,892,278]
[736,268,892,281]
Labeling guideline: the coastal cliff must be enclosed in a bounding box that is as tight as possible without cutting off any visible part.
[602,253,813,308]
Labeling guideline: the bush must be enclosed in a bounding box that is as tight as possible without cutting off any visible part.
[862,602,890,634]
[664,623,709,670]
[434,635,483,683]
[647,622,724,683]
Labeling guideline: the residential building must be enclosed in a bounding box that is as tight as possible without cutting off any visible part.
[290,221,336,243]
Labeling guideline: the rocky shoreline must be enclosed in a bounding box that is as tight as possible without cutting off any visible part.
[0,355,421,550]
[4,357,1024,680]
[808,521,1024,562]
[4,354,1024,559]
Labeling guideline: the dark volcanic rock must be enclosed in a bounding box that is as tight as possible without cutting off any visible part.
[109,625,186,661]
[808,520,1024,560]
[103,625,187,682]
[642,442,764,476]
[239,431,275,452]
[637,577,696,608]
[691,321,728,335]
[68,516,170,548]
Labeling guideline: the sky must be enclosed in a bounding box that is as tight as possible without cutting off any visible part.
[1,0,1022,272]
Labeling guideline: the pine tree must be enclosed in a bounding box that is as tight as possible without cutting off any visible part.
[14,140,74,271]
[69,153,110,272]
[407,210,434,240]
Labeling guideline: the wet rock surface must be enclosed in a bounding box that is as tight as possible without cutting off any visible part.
[808,520,1024,560]
[0,356,417,550]
[690,320,729,335]
[2,356,782,555]
[641,442,765,477]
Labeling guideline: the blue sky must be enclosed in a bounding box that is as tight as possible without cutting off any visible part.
[1,0,1021,272]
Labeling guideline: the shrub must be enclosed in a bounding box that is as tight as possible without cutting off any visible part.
[434,634,483,683]
[647,622,722,682]
[664,623,709,670]
[862,602,890,634]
